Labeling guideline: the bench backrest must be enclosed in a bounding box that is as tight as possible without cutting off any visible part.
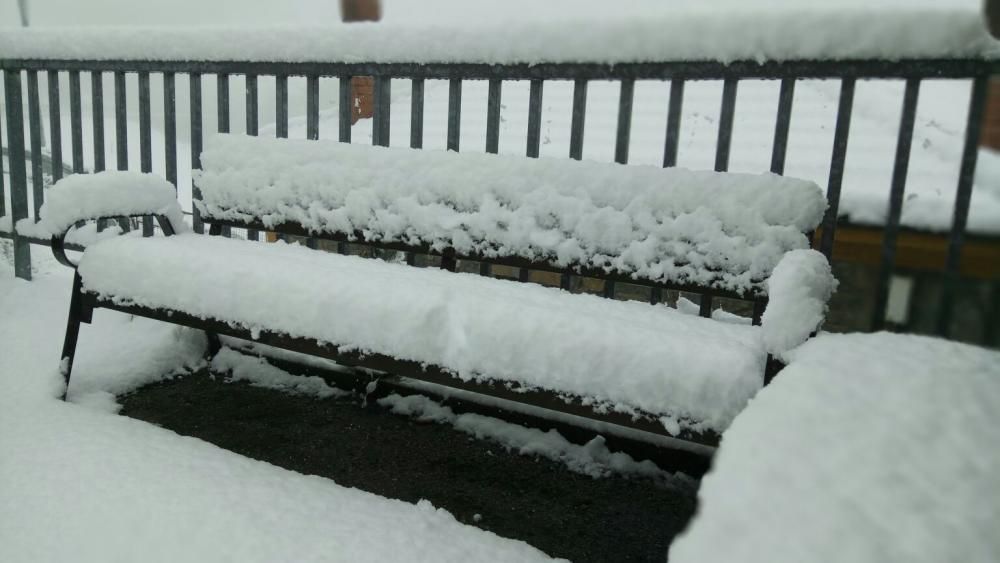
[194,134,825,309]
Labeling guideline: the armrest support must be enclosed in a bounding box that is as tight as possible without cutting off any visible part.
[761,249,838,358]
[50,214,179,268]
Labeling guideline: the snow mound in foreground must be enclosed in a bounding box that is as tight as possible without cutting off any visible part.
[670,332,1000,563]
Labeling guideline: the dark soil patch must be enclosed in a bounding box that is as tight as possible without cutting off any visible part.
[119,372,700,562]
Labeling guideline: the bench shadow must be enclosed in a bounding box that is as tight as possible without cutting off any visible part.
[119,369,701,563]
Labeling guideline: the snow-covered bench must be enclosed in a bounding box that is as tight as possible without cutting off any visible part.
[47,134,835,448]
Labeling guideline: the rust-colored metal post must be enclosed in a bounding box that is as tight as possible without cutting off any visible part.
[340,0,381,124]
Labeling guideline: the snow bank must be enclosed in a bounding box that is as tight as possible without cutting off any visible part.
[670,332,1000,563]
[77,234,767,433]
[0,3,996,64]
[34,171,186,238]
[761,249,837,355]
[197,134,824,294]
[0,247,557,563]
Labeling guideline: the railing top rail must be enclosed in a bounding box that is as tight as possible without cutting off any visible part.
[0,13,996,68]
[1,58,998,80]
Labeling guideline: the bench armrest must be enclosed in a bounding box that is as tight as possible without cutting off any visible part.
[34,171,187,268]
[761,249,838,358]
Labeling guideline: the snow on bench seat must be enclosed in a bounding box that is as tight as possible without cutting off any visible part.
[670,332,1000,562]
[77,233,767,434]
[195,134,826,295]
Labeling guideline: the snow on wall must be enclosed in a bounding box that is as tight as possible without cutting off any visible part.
[761,249,838,356]
[670,332,1000,563]
[196,134,825,294]
[76,234,767,433]
[0,5,996,64]
[31,171,186,237]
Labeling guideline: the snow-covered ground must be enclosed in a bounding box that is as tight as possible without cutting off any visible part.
[671,332,1000,563]
[0,249,559,563]
[4,241,996,562]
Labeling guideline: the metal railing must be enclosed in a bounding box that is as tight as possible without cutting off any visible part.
[1,56,998,341]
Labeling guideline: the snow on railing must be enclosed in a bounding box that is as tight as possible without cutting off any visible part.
[1,22,998,341]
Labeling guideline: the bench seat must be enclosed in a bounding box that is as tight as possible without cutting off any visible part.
[78,233,767,435]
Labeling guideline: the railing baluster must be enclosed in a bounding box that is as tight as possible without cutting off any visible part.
[752,298,766,326]
[214,73,230,237]
[336,76,351,254]
[607,78,637,298]
[338,76,351,144]
[245,74,259,241]
[306,75,319,141]
[937,75,989,336]
[69,71,83,173]
[481,79,502,277]
[987,283,1000,347]
[526,79,543,159]
[485,79,501,154]
[114,71,127,171]
[404,78,424,265]
[164,72,177,189]
[444,78,462,268]
[650,287,663,305]
[817,77,856,259]
[872,78,920,331]
[447,78,462,151]
[410,78,424,149]
[714,77,738,172]
[569,79,587,161]
[564,78,589,291]
[27,71,44,220]
[89,72,105,173]
[216,73,230,134]
[115,72,131,231]
[699,294,713,318]
[653,83,667,307]
[0,88,5,219]
[245,74,259,135]
[770,78,796,175]
[189,72,204,234]
[3,70,31,279]
[523,79,544,282]
[276,74,288,139]
[139,72,154,236]
[615,79,634,164]
[663,79,685,168]
[88,71,109,229]
[46,70,63,183]
[373,75,390,146]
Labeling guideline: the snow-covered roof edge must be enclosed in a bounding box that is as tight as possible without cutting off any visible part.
[1,10,998,65]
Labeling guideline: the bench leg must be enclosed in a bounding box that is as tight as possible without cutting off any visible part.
[59,272,89,401]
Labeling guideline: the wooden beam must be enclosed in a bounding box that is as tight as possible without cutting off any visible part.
[816,225,1000,279]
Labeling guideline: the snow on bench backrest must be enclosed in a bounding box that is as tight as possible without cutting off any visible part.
[195,134,826,295]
